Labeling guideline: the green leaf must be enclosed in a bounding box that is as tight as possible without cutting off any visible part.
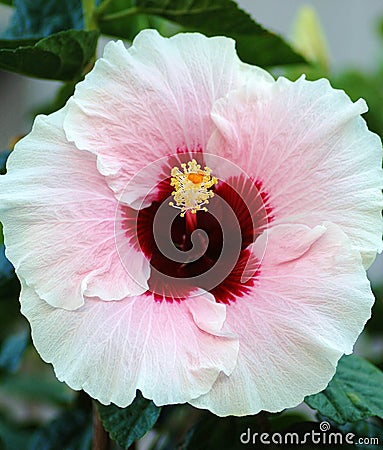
[335,419,383,450]
[0,329,29,373]
[0,0,12,6]
[3,0,83,39]
[305,354,383,424]
[0,29,99,80]
[97,0,305,67]
[97,0,183,39]
[97,392,161,449]
[332,70,383,138]
[30,409,92,450]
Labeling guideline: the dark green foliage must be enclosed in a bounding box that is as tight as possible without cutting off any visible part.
[0,151,16,301]
[305,355,383,424]
[0,0,97,80]
[30,409,92,450]
[333,70,383,138]
[336,419,383,450]
[0,30,98,80]
[97,392,162,449]
[0,243,14,287]
[97,0,182,40]
[97,0,305,67]
[0,150,11,175]
[0,414,35,450]
[0,275,20,341]
[184,413,259,450]
[0,329,29,373]
[1,372,74,405]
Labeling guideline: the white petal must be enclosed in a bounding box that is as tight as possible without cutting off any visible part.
[207,76,383,267]
[21,285,239,406]
[63,30,273,206]
[191,223,374,416]
[0,108,149,310]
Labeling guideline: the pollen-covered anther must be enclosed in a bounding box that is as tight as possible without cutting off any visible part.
[169,159,218,217]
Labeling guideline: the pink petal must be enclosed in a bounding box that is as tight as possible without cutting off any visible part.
[191,223,374,416]
[0,108,149,310]
[207,76,383,267]
[21,285,239,406]
[63,30,273,207]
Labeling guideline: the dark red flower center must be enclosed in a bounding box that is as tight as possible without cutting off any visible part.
[121,160,273,304]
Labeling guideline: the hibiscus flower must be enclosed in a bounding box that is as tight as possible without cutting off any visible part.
[0,30,382,416]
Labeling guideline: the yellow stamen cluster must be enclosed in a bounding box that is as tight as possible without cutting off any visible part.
[169,159,218,217]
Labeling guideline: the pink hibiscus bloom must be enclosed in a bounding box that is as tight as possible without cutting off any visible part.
[0,30,382,416]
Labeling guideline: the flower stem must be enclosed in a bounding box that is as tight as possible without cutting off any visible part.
[82,0,98,30]
[98,6,140,22]
[98,5,223,21]
[95,0,114,16]
[92,402,111,450]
